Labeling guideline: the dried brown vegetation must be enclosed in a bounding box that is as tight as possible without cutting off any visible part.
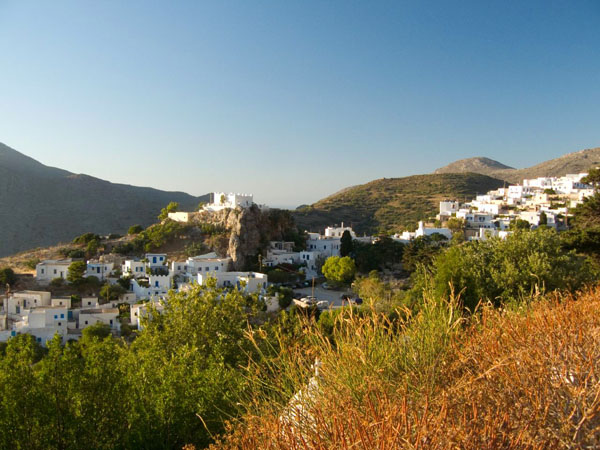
[213,288,600,449]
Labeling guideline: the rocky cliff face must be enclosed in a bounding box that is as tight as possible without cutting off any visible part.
[192,206,267,270]
[190,206,302,271]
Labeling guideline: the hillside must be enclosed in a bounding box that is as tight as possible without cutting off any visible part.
[435,146,600,183]
[434,156,514,175]
[293,173,505,234]
[0,142,208,257]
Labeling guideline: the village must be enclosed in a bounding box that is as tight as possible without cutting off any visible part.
[0,173,594,347]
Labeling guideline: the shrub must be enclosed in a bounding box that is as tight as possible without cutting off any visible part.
[50,277,64,287]
[128,225,143,235]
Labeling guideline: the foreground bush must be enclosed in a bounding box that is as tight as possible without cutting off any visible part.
[214,287,600,449]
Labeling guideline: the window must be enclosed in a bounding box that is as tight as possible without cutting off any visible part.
[58,322,61,326]
[215,266,218,271]
[54,315,58,319]
[205,267,209,271]
[153,257,157,263]
[60,314,64,318]
[41,269,45,274]
[85,321,88,325]
[54,269,57,274]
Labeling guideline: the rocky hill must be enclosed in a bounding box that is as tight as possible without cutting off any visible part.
[293,173,505,234]
[435,147,600,183]
[434,157,514,176]
[0,142,208,257]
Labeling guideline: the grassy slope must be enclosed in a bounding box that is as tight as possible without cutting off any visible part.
[293,173,506,234]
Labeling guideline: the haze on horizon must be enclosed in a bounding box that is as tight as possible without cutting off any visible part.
[0,0,598,208]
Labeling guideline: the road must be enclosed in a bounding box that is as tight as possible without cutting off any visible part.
[294,285,354,309]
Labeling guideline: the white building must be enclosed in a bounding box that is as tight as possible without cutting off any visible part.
[197,271,267,293]
[131,301,164,330]
[393,221,452,242]
[146,253,167,269]
[86,260,114,281]
[35,260,74,283]
[324,223,356,238]
[167,211,192,222]
[203,192,253,211]
[5,291,52,315]
[78,308,120,332]
[122,259,147,278]
[183,253,231,277]
[439,201,460,218]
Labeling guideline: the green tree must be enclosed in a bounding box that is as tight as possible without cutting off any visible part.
[158,202,179,221]
[72,232,100,244]
[322,256,357,284]
[446,217,466,234]
[582,167,600,191]
[99,283,127,303]
[509,219,531,231]
[0,267,16,287]
[81,322,112,341]
[422,228,596,311]
[340,230,354,257]
[123,283,266,448]
[67,261,87,285]
[128,224,143,235]
[539,211,548,226]
[86,239,99,257]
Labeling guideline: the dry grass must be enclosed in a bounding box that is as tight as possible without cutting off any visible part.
[213,287,600,449]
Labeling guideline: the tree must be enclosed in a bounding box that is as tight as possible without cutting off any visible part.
[81,322,112,341]
[99,284,127,303]
[67,261,87,285]
[322,256,356,284]
[421,228,597,312]
[509,219,531,231]
[582,167,600,191]
[158,202,179,221]
[197,201,206,211]
[340,230,354,257]
[0,268,16,287]
[539,211,548,226]
[446,217,466,234]
[86,239,99,257]
[128,224,143,235]
[72,232,100,244]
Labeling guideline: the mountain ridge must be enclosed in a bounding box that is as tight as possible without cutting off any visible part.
[435,147,600,183]
[0,142,208,257]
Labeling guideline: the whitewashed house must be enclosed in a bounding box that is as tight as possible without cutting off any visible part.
[86,260,114,281]
[197,271,267,293]
[122,259,147,278]
[184,253,231,277]
[203,192,253,211]
[35,259,74,283]
[146,253,167,269]
[78,308,120,332]
[6,291,52,315]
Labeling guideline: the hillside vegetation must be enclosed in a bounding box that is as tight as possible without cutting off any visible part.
[293,173,505,234]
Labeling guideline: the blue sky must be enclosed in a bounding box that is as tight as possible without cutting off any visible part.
[0,1,599,207]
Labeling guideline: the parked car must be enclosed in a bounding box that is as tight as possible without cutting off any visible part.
[316,300,329,310]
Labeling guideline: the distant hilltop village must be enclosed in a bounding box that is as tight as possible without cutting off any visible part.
[394,172,593,242]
